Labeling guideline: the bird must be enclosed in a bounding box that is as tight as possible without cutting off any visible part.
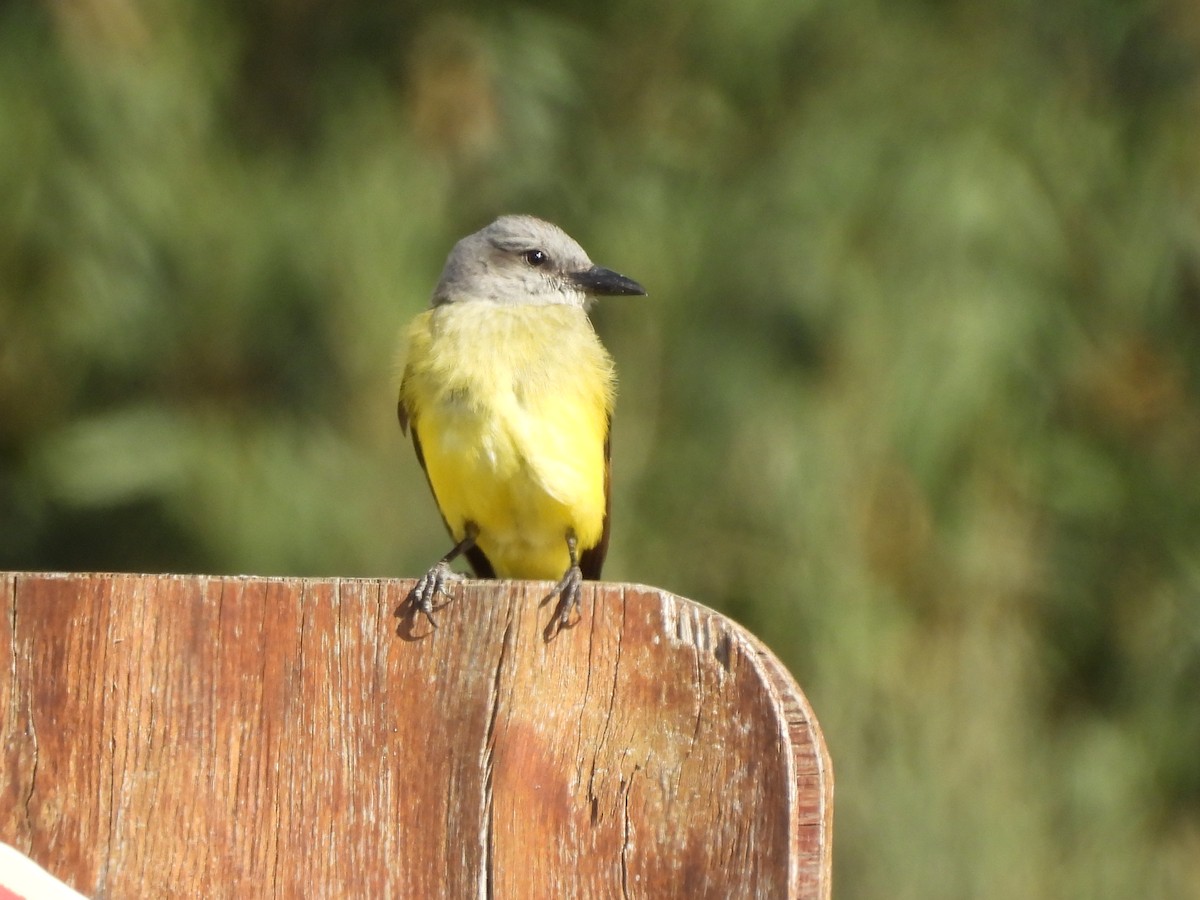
[397,215,646,632]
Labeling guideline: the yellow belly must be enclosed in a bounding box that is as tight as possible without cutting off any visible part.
[400,302,615,579]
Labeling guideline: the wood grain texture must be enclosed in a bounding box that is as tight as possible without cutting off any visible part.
[1,572,832,898]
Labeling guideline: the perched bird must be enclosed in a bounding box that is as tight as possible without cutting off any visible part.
[397,215,646,630]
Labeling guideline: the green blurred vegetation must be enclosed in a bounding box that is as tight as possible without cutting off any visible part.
[4,0,1200,894]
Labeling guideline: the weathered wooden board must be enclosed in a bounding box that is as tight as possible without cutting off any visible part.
[1,572,832,898]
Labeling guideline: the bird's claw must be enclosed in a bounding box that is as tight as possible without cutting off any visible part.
[543,565,584,638]
[408,561,461,628]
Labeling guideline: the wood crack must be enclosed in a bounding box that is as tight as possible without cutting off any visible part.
[11,577,39,842]
[479,603,514,900]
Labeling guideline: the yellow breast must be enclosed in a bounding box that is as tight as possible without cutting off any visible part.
[399,302,615,579]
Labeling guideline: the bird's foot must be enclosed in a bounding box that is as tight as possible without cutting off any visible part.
[408,561,462,628]
[543,564,584,638]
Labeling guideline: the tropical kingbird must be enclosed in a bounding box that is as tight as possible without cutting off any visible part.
[398,215,646,630]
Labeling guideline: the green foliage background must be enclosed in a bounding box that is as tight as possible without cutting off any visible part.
[4,0,1200,894]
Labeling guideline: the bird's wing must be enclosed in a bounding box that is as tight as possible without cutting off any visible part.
[398,388,497,579]
[578,414,611,580]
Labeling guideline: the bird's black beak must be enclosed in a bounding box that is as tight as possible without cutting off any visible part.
[569,265,646,297]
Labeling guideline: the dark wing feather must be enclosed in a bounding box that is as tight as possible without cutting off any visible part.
[398,393,497,579]
[578,415,611,580]
[463,542,497,579]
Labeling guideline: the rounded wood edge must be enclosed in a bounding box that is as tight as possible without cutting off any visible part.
[612,582,834,900]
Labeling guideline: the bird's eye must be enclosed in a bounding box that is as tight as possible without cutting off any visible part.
[523,249,548,267]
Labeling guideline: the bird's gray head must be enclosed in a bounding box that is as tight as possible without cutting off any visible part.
[431,215,646,309]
